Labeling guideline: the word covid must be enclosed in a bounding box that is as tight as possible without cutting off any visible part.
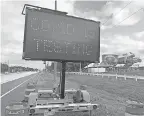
[30,18,95,39]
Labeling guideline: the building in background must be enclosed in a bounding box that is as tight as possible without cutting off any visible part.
[101,52,142,68]
[84,63,111,73]
[84,52,143,73]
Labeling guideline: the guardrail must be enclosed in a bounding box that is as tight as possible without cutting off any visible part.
[64,72,144,81]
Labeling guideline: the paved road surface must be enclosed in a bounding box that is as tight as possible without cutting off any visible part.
[1,72,42,116]
[1,71,37,84]
[1,72,79,116]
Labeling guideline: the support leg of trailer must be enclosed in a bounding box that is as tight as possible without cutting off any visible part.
[60,61,66,99]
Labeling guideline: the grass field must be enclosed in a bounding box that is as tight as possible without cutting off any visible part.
[66,74,144,116]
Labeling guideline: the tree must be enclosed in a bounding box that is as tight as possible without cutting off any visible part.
[1,63,9,73]
[47,61,90,72]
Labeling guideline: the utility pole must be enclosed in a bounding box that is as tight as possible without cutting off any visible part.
[43,61,46,71]
[8,60,10,73]
[54,0,57,85]
[45,62,47,71]
[80,62,82,72]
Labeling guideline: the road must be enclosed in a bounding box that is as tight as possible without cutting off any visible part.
[1,72,41,116]
[1,71,37,84]
[1,72,79,116]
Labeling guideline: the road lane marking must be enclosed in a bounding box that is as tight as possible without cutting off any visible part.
[0,73,38,98]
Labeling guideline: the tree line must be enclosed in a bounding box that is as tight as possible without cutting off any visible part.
[46,62,90,72]
[1,63,39,73]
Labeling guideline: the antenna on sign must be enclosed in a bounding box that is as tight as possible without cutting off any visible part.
[55,0,57,10]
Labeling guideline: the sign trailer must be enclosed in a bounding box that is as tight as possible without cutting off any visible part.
[22,4,100,98]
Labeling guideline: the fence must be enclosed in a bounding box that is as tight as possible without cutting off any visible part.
[65,72,144,81]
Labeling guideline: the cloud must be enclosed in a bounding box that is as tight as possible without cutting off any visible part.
[101,1,144,27]
[101,18,144,36]
[134,31,144,38]
[132,0,144,7]
[100,44,109,54]
[73,1,108,22]
[112,35,144,51]
[57,0,75,15]
[100,34,144,58]
[100,25,112,30]
[2,43,22,55]
[1,52,44,69]
[73,1,144,28]
[139,49,144,55]
[112,7,143,26]
[73,1,107,12]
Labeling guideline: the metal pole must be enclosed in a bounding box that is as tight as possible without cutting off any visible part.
[80,62,82,72]
[43,61,46,71]
[54,0,66,99]
[54,62,57,83]
[45,62,47,71]
[60,61,66,99]
[55,0,57,10]
[8,60,10,73]
[54,0,57,85]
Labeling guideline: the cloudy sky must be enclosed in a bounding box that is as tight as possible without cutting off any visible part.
[1,0,144,69]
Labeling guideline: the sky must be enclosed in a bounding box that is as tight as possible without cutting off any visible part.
[1,0,144,69]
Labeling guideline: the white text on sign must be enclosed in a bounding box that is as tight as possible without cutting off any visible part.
[34,39,93,56]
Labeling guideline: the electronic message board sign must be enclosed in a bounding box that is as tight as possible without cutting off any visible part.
[23,8,100,62]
